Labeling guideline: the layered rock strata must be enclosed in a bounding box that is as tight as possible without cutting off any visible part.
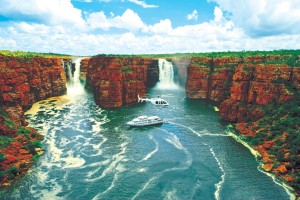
[0,54,67,125]
[186,54,300,195]
[87,55,158,108]
[0,54,68,187]
[80,58,90,83]
[186,55,299,122]
[171,57,191,87]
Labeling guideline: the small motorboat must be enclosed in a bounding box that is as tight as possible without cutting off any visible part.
[127,116,164,127]
[138,95,169,106]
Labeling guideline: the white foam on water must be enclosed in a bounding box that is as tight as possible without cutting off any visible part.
[257,167,296,200]
[136,168,148,173]
[138,135,159,162]
[164,189,179,200]
[61,155,85,169]
[46,137,63,163]
[39,180,63,200]
[226,126,296,199]
[116,163,126,173]
[207,145,225,200]
[132,176,157,200]
[92,173,119,200]
[226,128,261,158]
[59,137,70,147]
[30,175,63,200]
[85,141,128,182]
[165,134,184,150]
[167,122,204,138]
[159,128,193,168]
[92,117,109,133]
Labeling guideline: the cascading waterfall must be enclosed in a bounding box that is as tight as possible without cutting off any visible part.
[156,59,179,89]
[67,57,85,96]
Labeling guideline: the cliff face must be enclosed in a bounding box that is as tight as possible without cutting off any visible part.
[186,55,299,121]
[186,57,238,102]
[80,58,90,83]
[0,54,68,187]
[86,55,158,108]
[171,57,191,87]
[221,62,298,122]
[186,54,300,194]
[0,55,67,126]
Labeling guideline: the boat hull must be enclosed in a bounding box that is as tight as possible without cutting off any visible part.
[127,121,164,127]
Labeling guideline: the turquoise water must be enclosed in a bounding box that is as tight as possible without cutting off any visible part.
[2,87,291,200]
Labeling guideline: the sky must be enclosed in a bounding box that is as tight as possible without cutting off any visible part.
[0,0,300,56]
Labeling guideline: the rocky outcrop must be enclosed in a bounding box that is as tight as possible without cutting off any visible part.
[86,55,158,108]
[220,63,296,122]
[186,55,299,121]
[171,57,191,87]
[186,57,238,101]
[0,54,67,125]
[186,54,300,195]
[80,58,90,83]
[0,108,44,188]
[0,54,68,188]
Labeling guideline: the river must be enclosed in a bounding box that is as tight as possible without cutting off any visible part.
[1,58,292,200]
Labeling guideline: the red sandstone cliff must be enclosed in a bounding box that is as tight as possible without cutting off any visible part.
[0,54,68,187]
[86,55,158,108]
[186,55,299,121]
[171,57,191,87]
[80,58,90,83]
[186,54,300,195]
[0,55,67,126]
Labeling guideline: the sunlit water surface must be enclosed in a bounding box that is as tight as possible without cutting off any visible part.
[1,87,292,200]
[1,58,293,199]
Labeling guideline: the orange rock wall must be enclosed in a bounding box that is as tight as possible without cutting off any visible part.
[0,55,67,125]
[186,56,300,122]
[80,58,90,82]
[86,56,158,108]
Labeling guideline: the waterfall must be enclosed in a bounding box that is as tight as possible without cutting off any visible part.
[156,59,178,89]
[67,57,85,96]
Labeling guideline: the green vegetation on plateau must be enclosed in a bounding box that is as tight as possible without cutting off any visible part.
[0,50,71,58]
[0,108,44,187]
[239,92,300,192]
[100,49,300,58]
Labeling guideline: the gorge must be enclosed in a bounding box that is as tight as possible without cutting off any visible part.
[0,51,299,199]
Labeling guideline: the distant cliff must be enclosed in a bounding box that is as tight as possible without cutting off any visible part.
[186,54,300,195]
[86,55,158,108]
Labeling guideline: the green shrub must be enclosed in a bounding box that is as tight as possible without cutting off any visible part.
[249,138,260,146]
[4,119,15,130]
[0,108,11,118]
[32,154,40,161]
[17,127,30,137]
[0,136,14,149]
[8,172,15,180]
[0,170,6,180]
[0,153,6,161]
[25,140,42,154]
[20,163,27,168]
[9,166,19,174]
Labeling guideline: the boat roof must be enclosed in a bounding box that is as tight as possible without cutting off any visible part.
[148,116,160,119]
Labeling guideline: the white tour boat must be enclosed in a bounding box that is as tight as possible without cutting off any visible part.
[138,95,169,106]
[127,116,164,127]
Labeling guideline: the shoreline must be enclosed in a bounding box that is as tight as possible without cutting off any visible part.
[225,125,297,200]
